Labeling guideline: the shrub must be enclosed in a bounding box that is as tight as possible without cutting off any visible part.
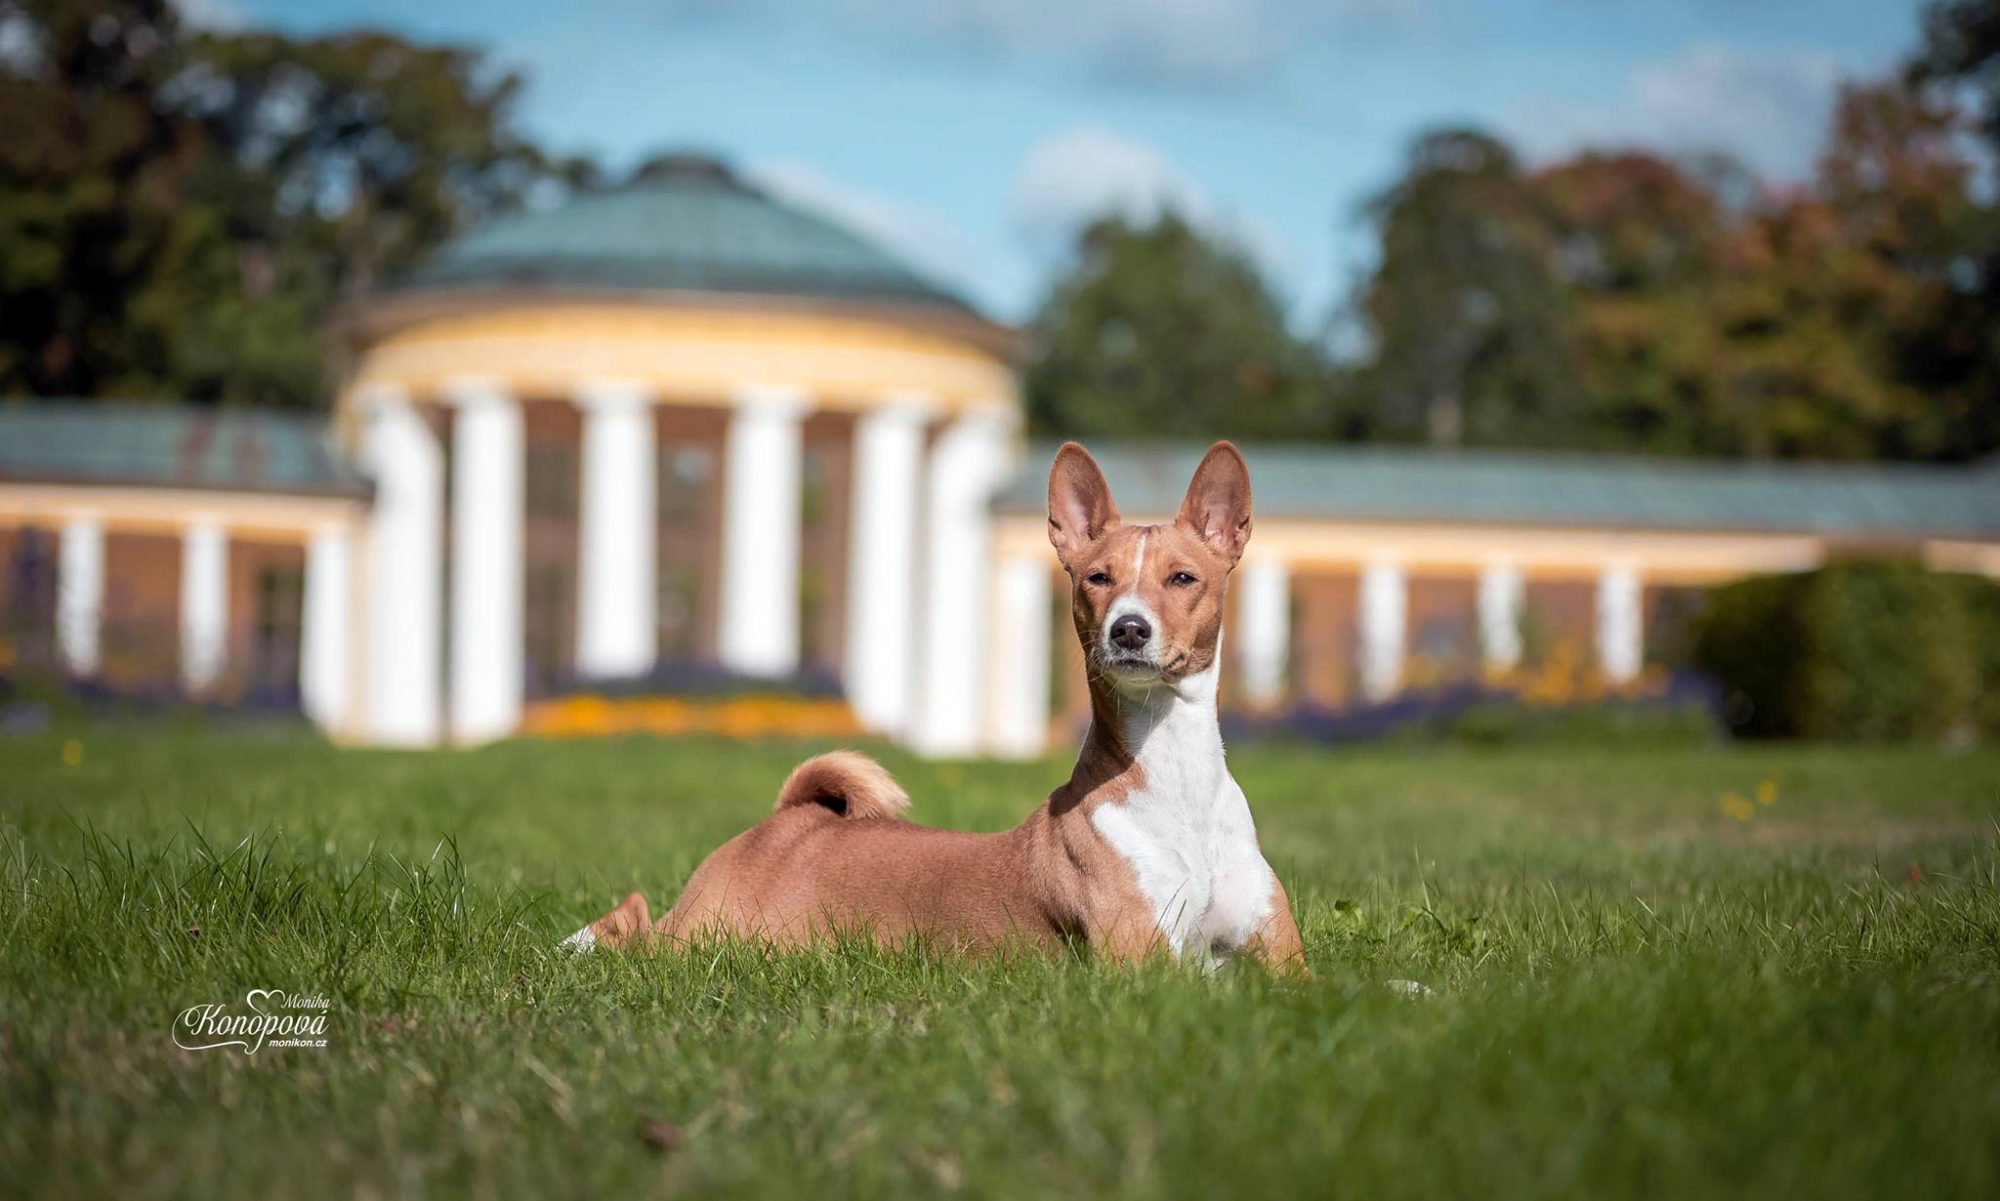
[1433,698,1719,748]
[1691,560,1992,741]
[1954,573,2000,738]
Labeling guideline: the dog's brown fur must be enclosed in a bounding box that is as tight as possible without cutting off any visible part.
[581,441,1306,971]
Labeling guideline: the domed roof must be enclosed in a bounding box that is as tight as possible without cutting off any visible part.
[395,155,972,314]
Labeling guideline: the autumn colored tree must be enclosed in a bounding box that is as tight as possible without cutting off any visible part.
[1711,80,1997,460]
[1345,80,1997,461]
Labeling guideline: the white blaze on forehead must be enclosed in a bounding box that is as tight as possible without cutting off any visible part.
[1105,528,1160,648]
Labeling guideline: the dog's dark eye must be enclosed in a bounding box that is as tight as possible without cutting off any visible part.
[1086,571,1113,586]
[1168,571,1198,587]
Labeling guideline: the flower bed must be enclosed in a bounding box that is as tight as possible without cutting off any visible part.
[520,692,863,740]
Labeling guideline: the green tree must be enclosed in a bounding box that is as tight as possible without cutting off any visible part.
[1532,151,1735,454]
[0,0,586,408]
[1913,0,2000,154]
[178,28,589,301]
[0,0,205,398]
[1025,210,1325,440]
[1350,130,1581,447]
[1908,0,2000,456]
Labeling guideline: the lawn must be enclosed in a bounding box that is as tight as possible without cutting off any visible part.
[2,725,1998,1199]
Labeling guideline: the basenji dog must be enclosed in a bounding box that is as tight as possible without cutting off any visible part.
[565,440,1306,972]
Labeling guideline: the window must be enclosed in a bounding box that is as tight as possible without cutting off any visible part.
[658,445,712,522]
[657,568,701,660]
[254,565,304,696]
[801,447,831,532]
[1,528,58,671]
[525,563,571,694]
[526,443,578,519]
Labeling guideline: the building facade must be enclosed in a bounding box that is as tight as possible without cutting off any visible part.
[330,156,1020,754]
[3,157,1998,755]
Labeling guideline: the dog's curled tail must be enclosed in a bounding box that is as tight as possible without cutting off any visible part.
[774,751,911,821]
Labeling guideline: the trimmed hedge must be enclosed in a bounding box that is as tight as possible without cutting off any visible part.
[1965,575,2000,738]
[1691,560,1997,741]
[1428,699,1719,748]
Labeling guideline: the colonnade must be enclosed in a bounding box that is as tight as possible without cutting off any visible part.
[355,382,1015,752]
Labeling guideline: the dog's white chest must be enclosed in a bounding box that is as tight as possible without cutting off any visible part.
[1091,771,1276,968]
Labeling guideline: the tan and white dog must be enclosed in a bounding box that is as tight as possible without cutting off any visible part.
[565,440,1306,973]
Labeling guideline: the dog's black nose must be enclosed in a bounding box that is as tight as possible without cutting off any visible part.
[1109,614,1152,651]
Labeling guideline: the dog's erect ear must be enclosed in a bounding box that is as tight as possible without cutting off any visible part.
[1047,442,1121,566]
[1176,441,1252,567]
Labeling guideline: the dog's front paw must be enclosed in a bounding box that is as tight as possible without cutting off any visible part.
[563,891,654,952]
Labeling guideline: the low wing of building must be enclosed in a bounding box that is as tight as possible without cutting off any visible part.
[984,442,2000,752]
[0,402,366,718]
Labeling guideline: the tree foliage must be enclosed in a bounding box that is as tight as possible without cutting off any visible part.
[0,0,585,408]
[1907,0,2000,454]
[1025,211,1324,440]
[1351,130,1580,447]
[1913,0,2000,153]
[1530,150,1735,454]
[1342,77,1999,460]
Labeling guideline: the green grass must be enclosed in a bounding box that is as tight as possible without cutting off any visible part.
[2,726,1998,1199]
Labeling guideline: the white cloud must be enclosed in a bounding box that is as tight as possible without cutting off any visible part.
[1007,125,1295,294]
[743,158,978,295]
[1008,126,1213,251]
[177,0,249,32]
[1509,42,1844,180]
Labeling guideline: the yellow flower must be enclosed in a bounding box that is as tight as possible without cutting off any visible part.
[61,739,84,768]
[520,693,861,740]
[1755,780,1778,806]
[1719,792,1754,822]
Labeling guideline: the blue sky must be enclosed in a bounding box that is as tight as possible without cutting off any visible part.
[206,0,1931,329]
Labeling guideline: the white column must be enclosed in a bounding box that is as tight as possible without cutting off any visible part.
[301,523,352,732]
[180,519,228,695]
[1477,559,1525,674]
[575,380,657,679]
[360,386,443,746]
[1597,562,1643,685]
[843,398,933,733]
[988,552,1053,758]
[1358,559,1406,703]
[910,407,1014,756]
[57,515,103,676]
[1237,558,1291,709]
[447,380,524,743]
[718,387,807,677]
